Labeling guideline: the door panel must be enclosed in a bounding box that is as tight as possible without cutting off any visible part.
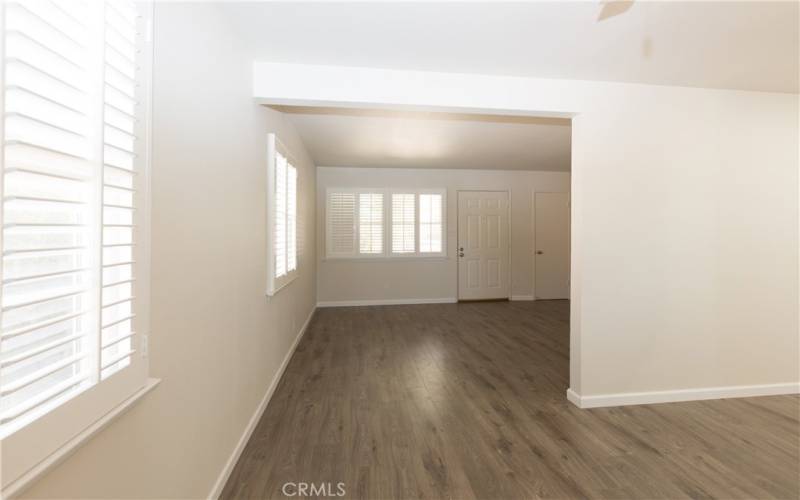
[467,259,480,288]
[534,192,570,299]
[458,191,510,300]
[487,259,500,287]
[467,214,480,249]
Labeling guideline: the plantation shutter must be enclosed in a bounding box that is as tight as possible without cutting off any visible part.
[419,193,443,253]
[274,152,287,278]
[272,151,297,279]
[358,193,383,255]
[265,135,298,295]
[0,0,145,437]
[326,191,355,257]
[286,162,296,272]
[100,0,140,381]
[391,193,415,253]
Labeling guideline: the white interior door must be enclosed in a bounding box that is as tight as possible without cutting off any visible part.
[534,192,570,299]
[458,191,510,300]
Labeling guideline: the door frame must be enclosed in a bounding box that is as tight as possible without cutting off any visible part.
[532,191,571,300]
[456,189,513,301]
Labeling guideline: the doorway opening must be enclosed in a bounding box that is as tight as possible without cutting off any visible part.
[271,104,574,394]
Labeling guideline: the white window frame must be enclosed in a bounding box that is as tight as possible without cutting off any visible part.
[325,188,446,260]
[266,134,298,295]
[409,188,446,258]
[0,3,155,495]
[325,188,388,259]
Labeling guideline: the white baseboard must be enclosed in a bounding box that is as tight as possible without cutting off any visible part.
[317,297,457,307]
[566,388,582,407]
[567,382,800,409]
[510,295,535,301]
[207,306,317,500]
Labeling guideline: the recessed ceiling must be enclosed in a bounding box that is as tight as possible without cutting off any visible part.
[275,107,571,171]
[219,1,798,94]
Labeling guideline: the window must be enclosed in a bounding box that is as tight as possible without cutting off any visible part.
[358,193,383,254]
[326,189,445,258]
[419,193,444,253]
[266,134,298,295]
[326,191,355,257]
[391,194,415,253]
[1,0,152,491]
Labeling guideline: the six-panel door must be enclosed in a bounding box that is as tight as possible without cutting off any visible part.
[457,191,510,300]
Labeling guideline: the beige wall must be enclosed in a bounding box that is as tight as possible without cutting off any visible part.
[572,89,799,396]
[22,4,316,498]
[316,167,570,303]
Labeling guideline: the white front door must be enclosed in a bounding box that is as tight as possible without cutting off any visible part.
[534,192,570,299]
[457,191,510,300]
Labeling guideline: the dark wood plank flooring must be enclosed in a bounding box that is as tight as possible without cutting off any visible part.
[221,301,800,499]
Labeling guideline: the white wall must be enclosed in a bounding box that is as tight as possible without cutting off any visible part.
[255,62,800,401]
[21,4,316,498]
[316,167,570,304]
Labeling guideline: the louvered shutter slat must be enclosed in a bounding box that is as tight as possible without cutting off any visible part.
[327,192,355,257]
[359,193,383,255]
[100,0,139,380]
[391,194,415,254]
[419,194,443,253]
[0,0,96,431]
[287,164,297,272]
[274,153,287,278]
[1,0,145,435]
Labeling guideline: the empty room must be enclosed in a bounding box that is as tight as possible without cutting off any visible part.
[0,2,798,499]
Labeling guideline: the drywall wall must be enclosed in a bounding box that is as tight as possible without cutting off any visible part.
[254,62,800,401]
[21,4,316,498]
[316,167,570,304]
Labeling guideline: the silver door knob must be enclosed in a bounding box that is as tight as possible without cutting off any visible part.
[459,252,464,257]
[536,250,543,254]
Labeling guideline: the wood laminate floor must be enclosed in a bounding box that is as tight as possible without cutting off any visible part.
[221,301,800,499]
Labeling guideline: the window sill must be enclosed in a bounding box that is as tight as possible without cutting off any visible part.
[322,256,449,263]
[5,378,161,499]
[266,271,298,297]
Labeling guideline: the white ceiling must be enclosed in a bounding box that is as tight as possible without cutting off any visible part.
[219,1,798,94]
[276,108,571,171]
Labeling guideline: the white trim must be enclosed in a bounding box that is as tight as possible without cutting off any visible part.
[321,256,449,263]
[566,382,800,409]
[510,295,535,301]
[207,306,317,500]
[317,297,457,308]
[3,378,161,499]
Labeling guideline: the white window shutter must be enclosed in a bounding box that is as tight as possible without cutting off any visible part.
[419,193,443,253]
[101,0,140,381]
[0,0,147,441]
[391,193,415,253]
[1,0,96,434]
[326,192,356,257]
[287,164,297,272]
[274,152,287,278]
[358,193,383,255]
[266,135,298,295]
